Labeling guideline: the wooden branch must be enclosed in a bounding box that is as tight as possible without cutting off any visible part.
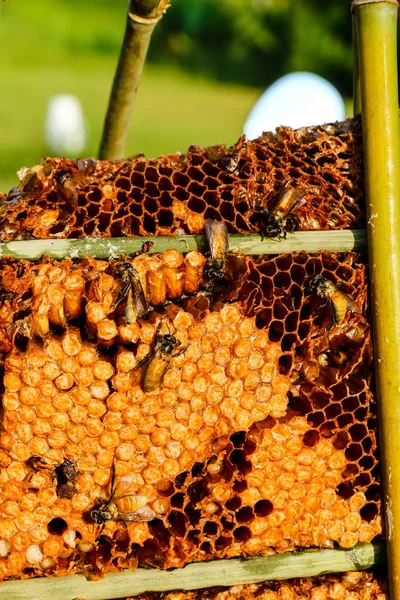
[0,543,386,600]
[98,0,170,160]
[0,230,367,261]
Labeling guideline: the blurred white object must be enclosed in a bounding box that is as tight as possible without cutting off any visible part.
[244,72,345,140]
[45,94,86,156]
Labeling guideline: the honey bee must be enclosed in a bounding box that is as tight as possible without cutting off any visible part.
[309,275,362,326]
[257,183,306,240]
[54,459,79,499]
[91,471,156,530]
[26,457,79,498]
[115,262,148,324]
[220,153,240,173]
[204,219,229,283]
[138,322,188,393]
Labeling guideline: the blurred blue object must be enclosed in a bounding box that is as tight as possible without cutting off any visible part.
[244,72,345,139]
[45,94,86,157]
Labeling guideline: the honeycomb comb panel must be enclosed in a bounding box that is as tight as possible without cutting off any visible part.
[0,250,206,350]
[0,251,381,580]
[124,571,388,600]
[0,118,364,241]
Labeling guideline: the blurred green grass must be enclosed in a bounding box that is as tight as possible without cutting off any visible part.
[0,0,260,193]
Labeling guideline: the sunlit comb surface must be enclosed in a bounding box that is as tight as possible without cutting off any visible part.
[0,119,383,585]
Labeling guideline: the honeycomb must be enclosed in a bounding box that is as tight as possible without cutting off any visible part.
[0,246,381,580]
[0,250,206,351]
[0,118,364,241]
[123,571,388,600]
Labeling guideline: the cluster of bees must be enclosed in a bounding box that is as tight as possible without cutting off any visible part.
[206,183,362,327]
[108,186,361,399]
[69,184,362,532]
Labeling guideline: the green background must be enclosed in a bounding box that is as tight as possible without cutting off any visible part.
[0,0,353,193]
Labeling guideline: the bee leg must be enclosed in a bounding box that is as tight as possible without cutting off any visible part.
[154,320,162,340]
[259,223,270,242]
[285,214,300,233]
[173,344,189,358]
[313,297,328,323]
[165,320,175,336]
[259,226,270,241]
[141,240,154,254]
[327,301,337,331]
[98,522,106,536]
[130,240,154,258]
[249,208,269,241]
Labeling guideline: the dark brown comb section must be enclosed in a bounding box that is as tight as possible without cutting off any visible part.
[0,118,364,241]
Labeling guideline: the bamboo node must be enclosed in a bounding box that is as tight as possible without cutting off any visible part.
[128,2,171,25]
[128,11,162,24]
[351,0,398,12]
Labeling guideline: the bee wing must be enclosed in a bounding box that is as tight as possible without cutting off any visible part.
[115,280,130,308]
[108,474,141,504]
[270,185,306,218]
[115,507,156,523]
[327,285,362,326]
[344,292,362,315]
[128,269,148,317]
[204,220,229,260]
[132,352,152,386]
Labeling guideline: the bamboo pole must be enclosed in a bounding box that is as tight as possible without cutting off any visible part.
[352,17,361,114]
[353,0,400,597]
[0,230,367,260]
[0,543,386,600]
[98,0,170,160]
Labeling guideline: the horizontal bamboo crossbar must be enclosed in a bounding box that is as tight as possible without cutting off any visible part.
[0,543,386,600]
[0,230,367,260]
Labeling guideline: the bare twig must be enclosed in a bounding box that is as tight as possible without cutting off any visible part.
[99,0,170,160]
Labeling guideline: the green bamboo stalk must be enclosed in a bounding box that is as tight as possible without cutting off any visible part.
[0,230,367,261]
[98,0,170,160]
[353,0,400,597]
[0,543,386,600]
[352,16,361,114]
